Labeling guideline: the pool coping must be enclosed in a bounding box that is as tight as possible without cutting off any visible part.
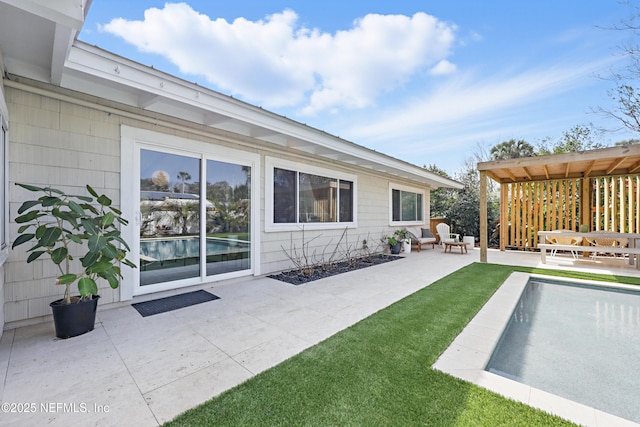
[432,272,640,427]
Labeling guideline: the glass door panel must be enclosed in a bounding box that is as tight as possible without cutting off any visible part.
[139,149,201,285]
[205,160,251,275]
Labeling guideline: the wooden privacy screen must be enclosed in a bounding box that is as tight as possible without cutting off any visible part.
[593,175,640,233]
[501,179,581,250]
[501,175,640,250]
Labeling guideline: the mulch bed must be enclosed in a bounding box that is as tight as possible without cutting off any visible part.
[268,254,404,285]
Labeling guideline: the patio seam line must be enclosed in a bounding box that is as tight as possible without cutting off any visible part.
[99,320,161,426]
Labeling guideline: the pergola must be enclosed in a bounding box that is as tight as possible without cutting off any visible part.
[477,144,640,262]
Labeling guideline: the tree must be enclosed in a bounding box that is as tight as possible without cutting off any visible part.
[595,3,640,135]
[425,164,455,218]
[490,139,536,160]
[177,171,192,194]
[537,124,606,154]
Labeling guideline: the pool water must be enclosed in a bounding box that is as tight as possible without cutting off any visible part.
[485,279,640,423]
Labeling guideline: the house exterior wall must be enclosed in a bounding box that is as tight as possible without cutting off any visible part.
[4,80,432,328]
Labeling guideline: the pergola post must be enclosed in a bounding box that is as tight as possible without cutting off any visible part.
[480,170,488,262]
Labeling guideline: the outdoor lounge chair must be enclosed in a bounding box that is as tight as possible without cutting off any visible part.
[405,226,437,252]
[436,223,460,248]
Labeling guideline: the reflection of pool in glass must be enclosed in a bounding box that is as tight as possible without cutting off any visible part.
[485,278,640,423]
[139,237,250,285]
[141,236,249,261]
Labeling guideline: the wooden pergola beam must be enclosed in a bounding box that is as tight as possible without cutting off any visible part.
[607,157,627,174]
[502,168,517,182]
[522,166,532,180]
[629,160,640,174]
[583,160,595,177]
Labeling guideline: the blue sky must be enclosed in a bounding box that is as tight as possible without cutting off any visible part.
[79,1,639,174]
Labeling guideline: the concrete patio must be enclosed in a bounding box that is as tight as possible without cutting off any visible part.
[1,247,640,426]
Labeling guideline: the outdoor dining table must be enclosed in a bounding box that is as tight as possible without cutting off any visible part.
[538,231,640,267]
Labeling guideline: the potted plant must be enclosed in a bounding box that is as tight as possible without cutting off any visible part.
[386,235,402,255]
[12,183,136,339]
[395,229,411,253]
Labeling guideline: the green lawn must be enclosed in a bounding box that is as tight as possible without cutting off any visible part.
[166,263,640,426]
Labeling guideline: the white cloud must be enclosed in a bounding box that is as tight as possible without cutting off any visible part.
[429,59,457,75]
[99,3,457,114]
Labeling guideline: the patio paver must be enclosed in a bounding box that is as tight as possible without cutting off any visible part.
[2,248,640,426]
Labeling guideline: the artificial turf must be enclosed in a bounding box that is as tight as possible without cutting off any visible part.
[166,263,639,426]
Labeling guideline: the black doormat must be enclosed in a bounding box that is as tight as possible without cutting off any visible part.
[132,290,220,317]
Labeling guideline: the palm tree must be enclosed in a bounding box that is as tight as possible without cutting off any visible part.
[177,171,192,194]
[490,139,536,160]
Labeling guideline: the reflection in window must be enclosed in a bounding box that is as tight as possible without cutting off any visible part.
[205,160,251,276]
[299,173,337,223]
[139,150,200,285]
[392,188,423,222]
[273,167,354,224]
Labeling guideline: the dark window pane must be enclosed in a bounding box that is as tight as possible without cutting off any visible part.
[339,180,353,222]
[274,168,296,223]
[392,189,401,221]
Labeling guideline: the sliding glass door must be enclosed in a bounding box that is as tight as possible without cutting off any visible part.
[137,147,251,289]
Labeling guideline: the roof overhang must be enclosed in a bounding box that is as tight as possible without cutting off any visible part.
[0,1,461,190]
[0,0,90,84]
[478,144,640,183]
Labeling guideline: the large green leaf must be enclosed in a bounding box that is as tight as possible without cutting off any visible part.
[41,196,62,207]
[88,235,107,252]
[26,251,46,263]
[81,218,99,234]
[17,224,33,233]
[12,233,34,248]
[97,194,112,207]
[17,200,41,214]
[66,233,83,244]
[78,277,98,296]
[87,259,112,274]
[101,212,115,227]
[39,227,62,247]
[16,183,45,192]
[50,247,68,264]
[57,274,77,285]
[52,209,79,228]
[15,210,42,223]
[101,243,118,260]
[86,185,99,198]
[81,251,100,268]
[67,200,85,216]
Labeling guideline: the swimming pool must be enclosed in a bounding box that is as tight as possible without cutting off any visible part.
[486,278,640,424]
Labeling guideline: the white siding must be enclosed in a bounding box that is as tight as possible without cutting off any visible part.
[4,82,433,327]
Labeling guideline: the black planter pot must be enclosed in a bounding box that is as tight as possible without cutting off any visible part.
[50,296,100,339]
[390,242,402,255]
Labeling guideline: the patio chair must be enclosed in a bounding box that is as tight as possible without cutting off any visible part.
[436,223,460,248]
[405,226,437,252]
[590,234,627,260]
[547,231,582,259]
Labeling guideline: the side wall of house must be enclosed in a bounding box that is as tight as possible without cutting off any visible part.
[4,81,432,327]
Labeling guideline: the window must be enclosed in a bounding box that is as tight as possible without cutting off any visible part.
[267,159,356,230]
[390,186,424,224]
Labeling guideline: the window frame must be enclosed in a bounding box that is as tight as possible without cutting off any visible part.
[388,183,425,226]
[0,99,8,266]
[265,157,357,232]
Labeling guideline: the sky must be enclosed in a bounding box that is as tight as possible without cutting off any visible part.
[79,1,640,174]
